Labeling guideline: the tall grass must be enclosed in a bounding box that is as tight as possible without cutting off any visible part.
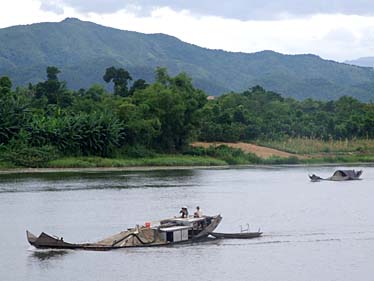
[257,137,374,154]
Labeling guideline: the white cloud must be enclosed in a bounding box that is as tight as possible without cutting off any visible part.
[40,0,64,14]
[1,1,374,61]
[38,0,374,20]
[0,0,74,28]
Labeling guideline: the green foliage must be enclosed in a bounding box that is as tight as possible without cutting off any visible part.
[199,86,374,142]
[130,69,207,151]
[103,67,132,97]
[46,66,60,80]
[1,145,58,167]
[28,113,124,157]
[184,145,261,165]
[0,67,208,167]
[119,145,156,158]
[0,90,31,144]
[33,66,73,107]
[0,63,373,169]
[129,79,148,96]
[48,155,226,168]
[257,138,374,154]
[0,76,12,95]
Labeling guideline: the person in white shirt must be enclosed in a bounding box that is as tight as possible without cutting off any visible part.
[194,206,202,218]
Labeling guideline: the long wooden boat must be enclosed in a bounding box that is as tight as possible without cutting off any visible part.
[210,231,262,239]
[27,215,222,251]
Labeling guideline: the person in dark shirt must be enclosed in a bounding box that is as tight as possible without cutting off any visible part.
[179,206,188,218]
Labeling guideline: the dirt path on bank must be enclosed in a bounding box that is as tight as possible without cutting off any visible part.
[192,142,300,159]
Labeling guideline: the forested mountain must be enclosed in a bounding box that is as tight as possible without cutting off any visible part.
[1,18,374,101]
[345,57,374,68]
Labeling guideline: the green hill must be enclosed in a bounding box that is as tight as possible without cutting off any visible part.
[1,18,374,101]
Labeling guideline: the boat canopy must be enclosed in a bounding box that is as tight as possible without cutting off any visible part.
[333,170,357,178]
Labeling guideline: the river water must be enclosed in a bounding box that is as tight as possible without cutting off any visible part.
[0,165,373,281]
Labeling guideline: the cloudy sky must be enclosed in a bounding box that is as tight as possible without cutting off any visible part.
[1,0,374,61]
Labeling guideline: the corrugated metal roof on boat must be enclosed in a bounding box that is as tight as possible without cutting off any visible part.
[159,226,191,232]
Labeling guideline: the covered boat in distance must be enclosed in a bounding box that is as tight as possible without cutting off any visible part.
[27,215,222,250]
[309,170,362,182]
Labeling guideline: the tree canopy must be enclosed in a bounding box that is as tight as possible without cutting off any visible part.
[103,67,133,97]
[199,86,374,141]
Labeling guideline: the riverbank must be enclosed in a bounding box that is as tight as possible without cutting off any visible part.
[0,155,226,171]
[0,155,373,174]
[1,140,373,170]
[0,165,229,175]
[1,162,373,175]
[191,141,374,164]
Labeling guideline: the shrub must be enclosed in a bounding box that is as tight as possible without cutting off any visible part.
[1,145,59,167]
[184,145,261,164]
[119,145,156,158]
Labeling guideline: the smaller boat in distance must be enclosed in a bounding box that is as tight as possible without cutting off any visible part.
[209,231,262,239]
[210,224,262,239]
[309,169,363,182]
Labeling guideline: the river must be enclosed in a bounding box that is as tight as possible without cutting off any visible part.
[0,165,373,281]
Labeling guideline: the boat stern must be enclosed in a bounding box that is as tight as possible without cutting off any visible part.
[194,214,222,239]
[26,230,38,245]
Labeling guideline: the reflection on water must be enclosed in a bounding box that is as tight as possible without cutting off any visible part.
[0,170,198,193]
[30,250,70,261]
[0,165,373,281]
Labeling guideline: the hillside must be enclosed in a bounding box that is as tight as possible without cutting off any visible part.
[1,18,374,101]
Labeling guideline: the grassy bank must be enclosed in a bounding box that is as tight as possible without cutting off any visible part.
[191,140,374,165]
[302,154,374,164]
[257,138,374,155]
[1,141,373,170]
[46,155,227,168]
[255,138,374,164]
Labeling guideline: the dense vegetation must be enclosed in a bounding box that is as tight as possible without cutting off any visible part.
[1,18,374,101]
[0,67,208,166]
[0,67,373,167]
[199,86,374,142]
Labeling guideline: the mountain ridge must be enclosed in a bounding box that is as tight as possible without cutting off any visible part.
[1,18,374,101]
[345,57,374,68]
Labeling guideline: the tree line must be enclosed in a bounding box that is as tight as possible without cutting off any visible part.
[199,85,373,142]
[0,67,373,161]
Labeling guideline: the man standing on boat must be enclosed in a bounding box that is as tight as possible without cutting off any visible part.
[180,206,188,218]
[194,206,202,218]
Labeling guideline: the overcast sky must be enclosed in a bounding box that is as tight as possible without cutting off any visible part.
[1,0,374,61]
